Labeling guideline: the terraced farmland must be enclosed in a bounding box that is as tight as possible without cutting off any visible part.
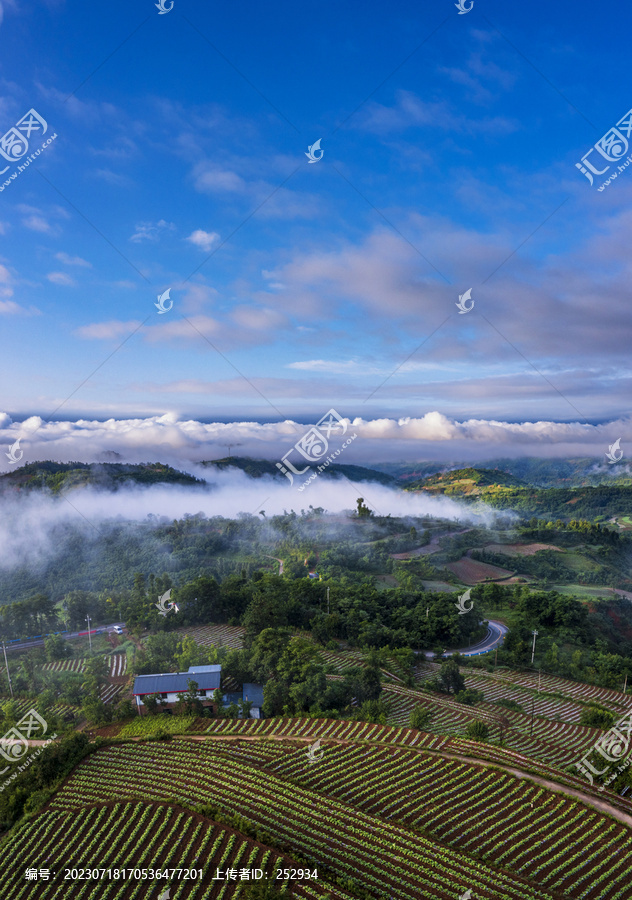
[34,734,632,899]
[42,653,128,678]
[178,624,245,650]
[0,800,350,900]
[48,742,547,899]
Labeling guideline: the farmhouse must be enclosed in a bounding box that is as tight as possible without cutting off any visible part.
[242,683,264,718]
[132,664,221,715]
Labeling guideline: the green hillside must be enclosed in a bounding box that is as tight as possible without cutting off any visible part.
[406,466,527,494]
[0,461,206,494]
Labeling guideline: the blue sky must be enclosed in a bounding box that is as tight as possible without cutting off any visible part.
[1,0,632,464]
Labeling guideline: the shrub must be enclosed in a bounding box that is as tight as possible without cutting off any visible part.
[455,689,484,706]
[580,704,615,729]
[493,698,523,712]
[409,706,432,729]
[465,720,489,741]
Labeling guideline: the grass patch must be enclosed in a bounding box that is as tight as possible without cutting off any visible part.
[118,715,196,738]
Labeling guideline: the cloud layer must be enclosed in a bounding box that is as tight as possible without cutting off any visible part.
[0,411,629,473]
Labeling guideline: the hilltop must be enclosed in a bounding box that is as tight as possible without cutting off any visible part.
[405,466,528,494]
[0,461,206,494]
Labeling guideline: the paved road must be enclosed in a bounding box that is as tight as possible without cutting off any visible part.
[264,555,284,575]
[4,622,126,652]
[421,619,509,659]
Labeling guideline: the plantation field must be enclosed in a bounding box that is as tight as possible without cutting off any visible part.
[445,557,515,584]
[30,732,632,899]
[45,742,546,899]
[484,542,563,556]
[554,584,619,599]
[0,800,349,899]
[0,696,77,720]
[178,624,245,650]
[42,653,128,678]
[118,715,199,738]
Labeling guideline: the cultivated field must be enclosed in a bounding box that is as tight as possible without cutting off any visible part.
[484,542,563,556]
[446,557,515,584]
[42,653,128,678]
[178,624,245,650]
[24,728,632,900]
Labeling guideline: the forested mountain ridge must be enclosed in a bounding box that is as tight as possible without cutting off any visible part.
[405,466,632,517]
[0,461,207,493]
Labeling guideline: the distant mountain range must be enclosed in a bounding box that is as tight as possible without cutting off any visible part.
[377,456,632,488]
[2,459,632,521]
[200,457,396,486]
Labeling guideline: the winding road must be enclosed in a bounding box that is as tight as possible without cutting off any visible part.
[422,619,509,659]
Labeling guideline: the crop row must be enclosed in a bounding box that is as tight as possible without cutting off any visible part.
[268,741,632,899]
[48,741,559,899]
[178,624,245,650]
[0,799,348,900]
[41,653,127,678]
[382,683,594,767]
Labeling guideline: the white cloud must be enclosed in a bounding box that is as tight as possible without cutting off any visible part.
[1,411,630,473]
[55,252,92,268]
[0,299,23,314]
[192,164,247,194]
[22,214,53,234]
[47,271,75,286]
[0,263,13,297]
[74,320,142,340]
[186,229,220,252]
[129,220,175,243]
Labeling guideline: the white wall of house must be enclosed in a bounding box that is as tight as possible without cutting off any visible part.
[136,688,213,707]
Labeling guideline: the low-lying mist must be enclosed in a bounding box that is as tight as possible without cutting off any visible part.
[0,465,505,573]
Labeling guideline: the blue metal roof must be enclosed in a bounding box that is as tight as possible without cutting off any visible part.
[242,683,265,707]
[188,664,222,674]
[133,669,221,695]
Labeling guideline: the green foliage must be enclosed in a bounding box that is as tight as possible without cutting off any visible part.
[465,720,489,741]
[580,703,615,729]
[438,660,466,695]
[44,634,71,661]
[0,732,94,831]
[455,688,485,706]
[409,706,433,729]
[118,716,196,738]
[492,698,524,712]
